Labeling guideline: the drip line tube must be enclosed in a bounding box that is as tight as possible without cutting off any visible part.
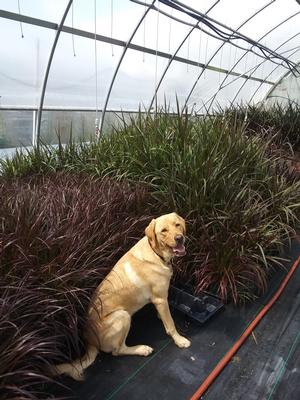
[190,252,300,400]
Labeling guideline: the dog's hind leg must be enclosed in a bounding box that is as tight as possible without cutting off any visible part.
[100,310,153,357]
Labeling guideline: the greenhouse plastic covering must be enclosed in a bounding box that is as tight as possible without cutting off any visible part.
[0,0,300,147]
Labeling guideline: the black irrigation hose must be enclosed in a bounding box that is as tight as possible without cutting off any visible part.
[157,0,299,74]
[131,0,287,70]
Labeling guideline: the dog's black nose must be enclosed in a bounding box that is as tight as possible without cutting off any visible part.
[175,235,184,245]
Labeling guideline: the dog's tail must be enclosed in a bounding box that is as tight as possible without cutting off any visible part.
[50,344,98,381]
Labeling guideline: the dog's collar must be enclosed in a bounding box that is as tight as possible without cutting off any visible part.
[155,249,167,263]
[153,247,173,266]
[147,239,169,264]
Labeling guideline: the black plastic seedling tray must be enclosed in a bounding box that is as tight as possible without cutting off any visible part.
[169,285,224,324]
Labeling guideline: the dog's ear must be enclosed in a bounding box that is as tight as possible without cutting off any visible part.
[145,219,156,248]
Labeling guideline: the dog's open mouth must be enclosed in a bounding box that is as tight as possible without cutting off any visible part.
[172,244,186,257]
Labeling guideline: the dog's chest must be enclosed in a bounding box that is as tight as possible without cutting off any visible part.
[123,261,151,305]
[124,262,145,287]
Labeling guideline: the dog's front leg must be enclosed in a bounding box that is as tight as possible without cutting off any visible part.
[152,298,191,348]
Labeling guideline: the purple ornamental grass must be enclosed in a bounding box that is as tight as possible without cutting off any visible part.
[0,172,157,399]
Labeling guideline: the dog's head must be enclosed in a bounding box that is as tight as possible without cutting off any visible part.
[145,212,186,261]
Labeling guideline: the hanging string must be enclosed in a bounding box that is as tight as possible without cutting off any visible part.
[71,2,76,56]
[94,0,99,137]
[154,0,160,113]
[17,0,24,38]
[218,16,226,86]
[260,41,266,81]
[244,49,249,82]
[168,8,173,53]
[233,44,238,70]
[111,0,114,56]
[218,43,224,86]
[143,1,146,62]
[186,18,192,72]
[198,22,203,67]
[228,40,233,73]
[204,34,208,78]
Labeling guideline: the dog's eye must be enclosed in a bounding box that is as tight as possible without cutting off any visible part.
[175,223,181,228]
[161,228,168,233]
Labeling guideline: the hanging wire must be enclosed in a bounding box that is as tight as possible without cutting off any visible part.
[111,0,114,56]
[168,8,173,53]
[193,6,299,114]
[94,0,99,137]
[204,34,208,78]
[132,0,281,68]
[17,0,24,38]
[218,16,227,85]
[147,0,220,114]
[197,21,203,67]
[218,43,224,85]
[160,0,297,73]
[143,1,147,61]
[244,47,249,81]
[233,44,238,68]
[200,31,300,113]
[71,2,76,56]
[186,18,192,72]
[154,0,160,113]
[259,41,266,80]
[131,0,297,74]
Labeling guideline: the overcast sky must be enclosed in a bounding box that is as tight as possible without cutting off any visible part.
[0,0,300,112]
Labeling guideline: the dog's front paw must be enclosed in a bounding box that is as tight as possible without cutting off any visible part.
[136,345,154,356]
[173,334,191,348]
[71,369,85,381]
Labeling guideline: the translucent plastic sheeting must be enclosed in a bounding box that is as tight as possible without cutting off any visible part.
[0,109,126,151]
[40,110,98,143]
[0,0,68,24]
[0,110,33,147]
[0,0,300,111]
[185,69,270,112]
[108,48,169,110]
[265,67,300,106]
[0,18,55,107]
[210,80,271,111]
[64,0,143,44]
[44,34,123,108]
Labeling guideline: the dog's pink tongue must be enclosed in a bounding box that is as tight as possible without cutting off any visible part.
[173,244,186,257]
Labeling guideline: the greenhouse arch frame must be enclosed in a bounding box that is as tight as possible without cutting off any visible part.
[0,0,300,147]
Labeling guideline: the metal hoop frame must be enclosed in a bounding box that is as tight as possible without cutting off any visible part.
[182,0,277,111]
[35,0,73,148]
[1,0,300,146]
[197,10,300,113]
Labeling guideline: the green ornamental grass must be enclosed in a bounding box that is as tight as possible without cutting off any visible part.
[1,108,300,304]
[221,101,300,151]
[1,108,300,399]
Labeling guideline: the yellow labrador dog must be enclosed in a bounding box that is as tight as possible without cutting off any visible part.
[53,212,190,380]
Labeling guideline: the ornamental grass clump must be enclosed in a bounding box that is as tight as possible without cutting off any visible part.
[1,108,299,304]
[221,102,300,151]
[103,111,300,302]
[0,172,155,400]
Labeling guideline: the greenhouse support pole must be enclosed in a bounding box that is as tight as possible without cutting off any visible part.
[183,0,276,112]
[35,0,73,149]
[233,32,300,107]
[99,0,156,135]
[204,12,300,113]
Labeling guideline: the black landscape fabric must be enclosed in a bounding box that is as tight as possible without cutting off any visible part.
[51,240,300,400]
